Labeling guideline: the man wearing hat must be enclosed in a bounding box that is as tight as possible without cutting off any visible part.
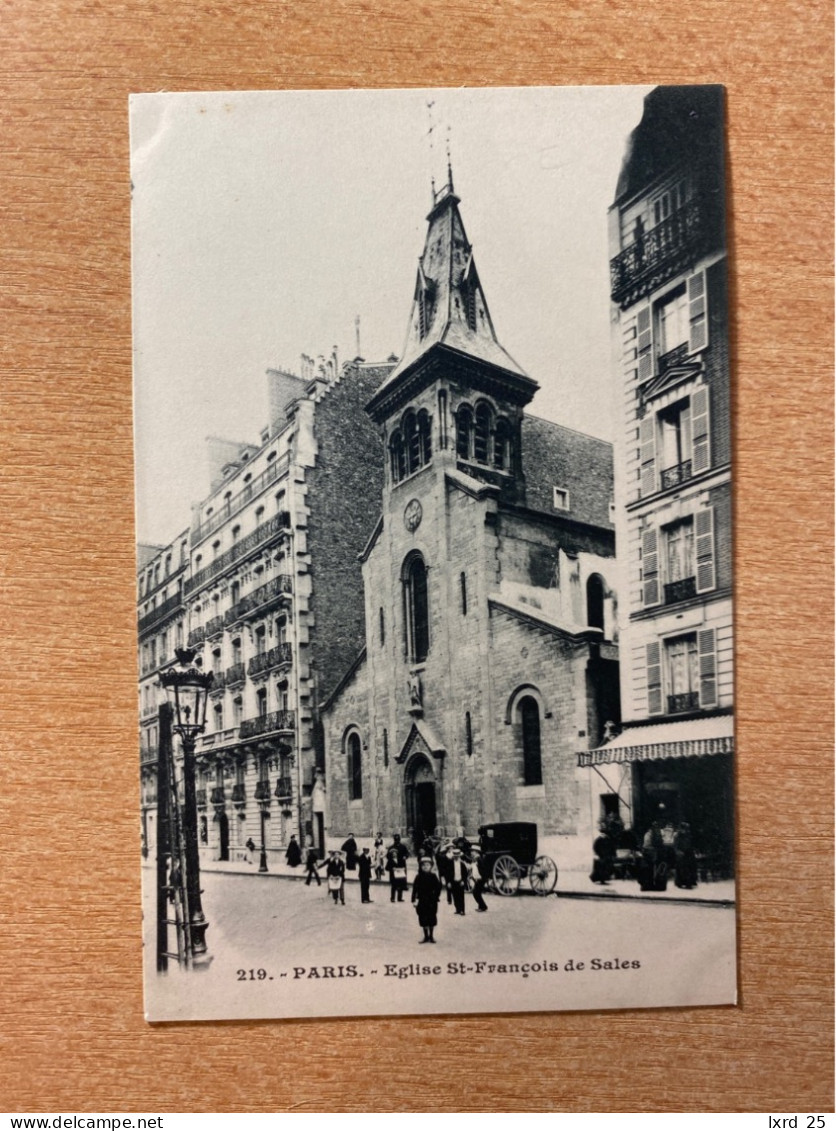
[468,845,488,912]
[449,846,469,916]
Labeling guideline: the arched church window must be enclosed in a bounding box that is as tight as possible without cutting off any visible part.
[404,411,421,475]
[456,404,473,460]
[519,695,543,786]
[403,553,429,664]
[474,402,493,464]
[494,417,513,470]
[417,410,432,466]
[346,731,362,801]
[390,431,406,484]
[587,574,606,632]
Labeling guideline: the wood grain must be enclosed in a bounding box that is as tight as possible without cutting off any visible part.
[1,0,832,1113]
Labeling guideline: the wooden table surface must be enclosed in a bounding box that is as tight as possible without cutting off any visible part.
[1,0,833,1114]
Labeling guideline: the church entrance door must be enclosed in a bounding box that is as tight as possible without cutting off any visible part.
[405,755,437,853]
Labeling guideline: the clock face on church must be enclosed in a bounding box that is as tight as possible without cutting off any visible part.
[403,498,423,533]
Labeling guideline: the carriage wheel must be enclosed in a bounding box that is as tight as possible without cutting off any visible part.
[492,855,521,896]
[528,855,558,896]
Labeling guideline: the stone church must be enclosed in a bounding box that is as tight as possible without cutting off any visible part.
[321,170,620,851]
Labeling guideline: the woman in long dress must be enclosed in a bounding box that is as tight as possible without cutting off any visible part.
[411,857,442,943]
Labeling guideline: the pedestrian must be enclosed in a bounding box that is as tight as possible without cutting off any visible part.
[639,822,667,891]
[468,846,488,912]
[411,856,442,943]
[386,834,410,902]
[590,821,616,884]
[437,842,454,904]
[357,846,374,903]
[673,821,698,889]
[304,845,322,886]
[325,849,346,905]
[341,832,358,871]
[372,833,386,881]
[449,847,468,915]
[285,834,302,868]
[244,837,256,864]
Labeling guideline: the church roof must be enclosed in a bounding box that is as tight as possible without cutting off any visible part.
[521,415,614,530]
[367,174,533,415]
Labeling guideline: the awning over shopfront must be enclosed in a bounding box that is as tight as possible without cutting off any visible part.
[578,714,734,767]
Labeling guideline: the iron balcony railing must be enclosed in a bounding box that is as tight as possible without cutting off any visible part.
[225,661,246,687]
[254,780,272,803]
[664,577,697,605]
[191,454,290,544]
[274,776,293,800]
[239,710,295,740]
[231,783,247,806]
[224,575,292,626]
[610,200,703,304]
[196,789,207,808]
[205,615,225,639]
[668,691,699,715]
[187,625,206,648]
[660,460,693,491]
[657,341,690,375]
[210,786,226,806]
[140,745,158,766]
[185,513,291,595]
[138,591,184,635]
[248,643,293,677]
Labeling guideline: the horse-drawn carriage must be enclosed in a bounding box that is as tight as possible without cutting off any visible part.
[478,822,558,896]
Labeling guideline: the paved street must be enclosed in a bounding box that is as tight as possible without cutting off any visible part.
[142,870,737,1021]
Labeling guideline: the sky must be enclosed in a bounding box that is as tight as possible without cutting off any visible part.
[130,85,651,547]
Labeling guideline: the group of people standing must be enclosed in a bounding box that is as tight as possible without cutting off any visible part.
[303,832,489,943]
[589,810,698,892]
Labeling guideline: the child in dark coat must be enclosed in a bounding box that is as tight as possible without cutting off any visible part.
[411,857,442,943]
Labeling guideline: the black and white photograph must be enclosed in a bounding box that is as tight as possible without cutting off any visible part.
[131,85,736,1023]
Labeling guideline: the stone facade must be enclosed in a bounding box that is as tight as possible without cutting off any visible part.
[323,174,620,858]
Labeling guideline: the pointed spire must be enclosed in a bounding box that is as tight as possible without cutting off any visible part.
[367,178,536,421]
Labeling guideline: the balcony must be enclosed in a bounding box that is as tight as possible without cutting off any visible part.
[191,454,290,544]
[254,780,272,804]
[274,776,293,800]
[196,788,207,809]
[231,783,247,807]
[240,710,295,740]
[140,745,158,767]
[225,575,292,626]
[668,691,699,715]
[225,661,246,687]
[187,625,206,648]
[248,643,293,677]
[185,513,291,595]
[138,591,183,635]
[660,460,692,491]
[205,614,225,640]
[664,576,697,605]
[610,200,703,306]
[210,786,226,806]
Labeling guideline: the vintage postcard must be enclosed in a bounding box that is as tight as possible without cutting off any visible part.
[131,86,736,1022]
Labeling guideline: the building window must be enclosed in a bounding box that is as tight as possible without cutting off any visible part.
[379,607,385,646]
[213,702,224,732]
[383,728,389,769]
[663,518,696,604]
[403,553,429,663]
[519,696,542,786]
[390,409,432,484]
[233,696,242,727]
[465,711,473,756]
[460,572,467,615]
[255,625,266,655]
[643,507,715,609]
[256,687,267,717]
[647,628,717,716]
[346,731,362,801]
[656,284,689,364]
[553,487,570,511]
[493,417,513,470]
[456,404,473,460]
[473,402,492,464]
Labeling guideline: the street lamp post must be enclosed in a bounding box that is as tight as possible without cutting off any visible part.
[159,646,214,967]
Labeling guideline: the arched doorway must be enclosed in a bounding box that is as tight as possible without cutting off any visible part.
[405,755,437,851]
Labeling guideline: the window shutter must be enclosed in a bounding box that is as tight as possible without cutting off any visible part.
[698,628,717,707]
[639,415,657,497]
[687,271,708,352]
[637,304,653,381]
[695,507,716,593]
[691,384,711,474]
[642,527,661,607]
[646,642,663,715]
